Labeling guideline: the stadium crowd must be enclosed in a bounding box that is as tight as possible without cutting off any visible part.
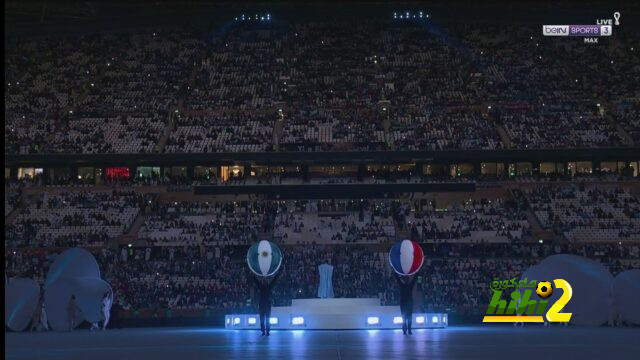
[6,21,638,154]
[525,184,640,242]
[5,190,149,248]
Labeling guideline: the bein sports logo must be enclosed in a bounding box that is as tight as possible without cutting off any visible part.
[482,278,573,323]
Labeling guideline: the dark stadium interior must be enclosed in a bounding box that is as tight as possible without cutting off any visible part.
[4,1,640,359]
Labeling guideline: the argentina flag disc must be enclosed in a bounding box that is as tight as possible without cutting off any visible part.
[389,240,424,276]
[247,240,283,277]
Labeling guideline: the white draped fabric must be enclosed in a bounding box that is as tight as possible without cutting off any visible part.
[317,263,334,299]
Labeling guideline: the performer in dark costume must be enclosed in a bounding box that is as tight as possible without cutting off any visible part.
[253,268,283,336]
[396,274,418,335]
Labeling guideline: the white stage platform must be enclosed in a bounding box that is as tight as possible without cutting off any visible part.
[226,298,447,330]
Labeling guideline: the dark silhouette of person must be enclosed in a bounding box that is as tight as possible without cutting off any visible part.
[253,268,283,336]
[396,274,418,335]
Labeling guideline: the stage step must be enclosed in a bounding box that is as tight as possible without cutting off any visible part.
[226,298,447,330]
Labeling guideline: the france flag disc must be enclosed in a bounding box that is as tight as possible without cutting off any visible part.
[247,240,283,277]
[389,240,424,276]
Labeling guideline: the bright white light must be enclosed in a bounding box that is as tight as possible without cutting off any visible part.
[234,317,241,325]
[443,315,448,323]
[269,317,278,325]
[248,317,257,325]
[539,239,544,244]
[226,317,231,325]
[415,316,425,324]
[432,316,439,323]
[367,317,380,325]
[393,316,403,324]
[291,316,304,325]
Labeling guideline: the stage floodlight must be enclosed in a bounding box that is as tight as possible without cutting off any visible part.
[415,316,425,324]
[247,317,257,325]
[269,317,279,325]
[393,316,403,324]
[443,314,448,323]
[291,316,305,326]
[432,316,439,324]
[225,316,231,326]
[233,317,241,325]
[367,317,380,325]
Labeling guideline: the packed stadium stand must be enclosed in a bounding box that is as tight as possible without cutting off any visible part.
[6,20,639,154]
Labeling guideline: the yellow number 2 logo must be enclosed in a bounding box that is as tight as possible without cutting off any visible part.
[546,279,572,322]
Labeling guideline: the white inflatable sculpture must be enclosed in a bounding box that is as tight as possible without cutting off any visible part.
[5,278,40,331]
[521,254,613,326]
[43,248,113,331]
[612,269,640,325]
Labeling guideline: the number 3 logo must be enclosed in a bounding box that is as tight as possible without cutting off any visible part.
[546,279,572,322]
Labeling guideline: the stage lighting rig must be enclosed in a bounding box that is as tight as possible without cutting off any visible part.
[235,13,271,22]
[394,11,429,21]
